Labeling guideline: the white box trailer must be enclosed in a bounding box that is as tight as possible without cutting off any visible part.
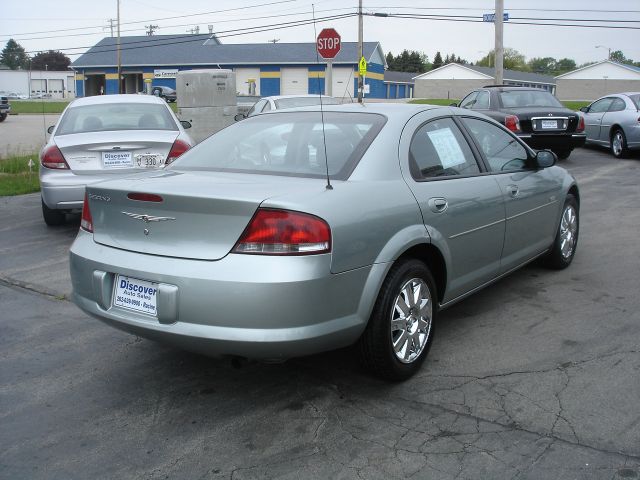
[176,69,238,143]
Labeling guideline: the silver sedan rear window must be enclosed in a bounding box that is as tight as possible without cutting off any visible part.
[171,112,386,180]
[56,103,178,135]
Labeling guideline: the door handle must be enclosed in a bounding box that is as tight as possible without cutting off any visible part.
[507,184,519,197]
[428,197,448,213]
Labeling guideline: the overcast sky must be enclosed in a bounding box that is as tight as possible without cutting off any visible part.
[1,0,638,66]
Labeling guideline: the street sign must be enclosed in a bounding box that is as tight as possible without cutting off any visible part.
[317,28,341,59]
[359,56,367,76]
[482,13,509,22]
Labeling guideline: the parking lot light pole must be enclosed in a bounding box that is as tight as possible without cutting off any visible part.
[357,0,363,103]
[494,0,504,85]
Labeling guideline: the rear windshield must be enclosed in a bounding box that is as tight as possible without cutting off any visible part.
[629,94,640,109]
[55,103,178,135]
[170,111,386,180]
[274,97,341,110]
[499,90,563,108]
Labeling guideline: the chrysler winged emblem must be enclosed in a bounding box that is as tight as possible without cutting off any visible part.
[121,212,175,223]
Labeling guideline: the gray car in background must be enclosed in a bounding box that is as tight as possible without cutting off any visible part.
[39,94,193,225]
[237,95,341,120]
[70,104,579,381]
[580,92,640,158]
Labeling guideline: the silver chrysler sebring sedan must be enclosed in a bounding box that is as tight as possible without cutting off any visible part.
[39,94,193,225]
[70,104,579,380]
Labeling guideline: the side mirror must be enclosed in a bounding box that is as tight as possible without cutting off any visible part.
[579,106,588,113]
[47,125,54,134]
[180,120,191,129]
[535,150,556,168]
[234,113,246,122]
[449,102,458,107]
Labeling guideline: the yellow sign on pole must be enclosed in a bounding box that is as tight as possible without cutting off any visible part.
[359,56,367,76]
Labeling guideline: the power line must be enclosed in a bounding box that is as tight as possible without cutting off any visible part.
[22,12,357,56]
[0,0,297,38]
[3,7,357,42]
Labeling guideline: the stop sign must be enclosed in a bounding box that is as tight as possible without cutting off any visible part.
[317,28,341,59]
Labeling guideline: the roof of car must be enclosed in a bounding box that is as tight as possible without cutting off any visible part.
[68,94,168,107]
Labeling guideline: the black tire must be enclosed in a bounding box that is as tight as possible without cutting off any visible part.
[42,199,65,226]
[543,194,579,269]
[554,149,572,160]
[0,113,7,122]
[610,129,628,158]
[358,258,437,381]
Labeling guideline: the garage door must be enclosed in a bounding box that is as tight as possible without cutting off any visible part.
[235,68,260,96]
[281,68,308,95]
[332,68,354,100]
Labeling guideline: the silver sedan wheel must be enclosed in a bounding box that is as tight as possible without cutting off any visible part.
[560,204,578,260]
[390,278,433,364]
[612,131,624,157]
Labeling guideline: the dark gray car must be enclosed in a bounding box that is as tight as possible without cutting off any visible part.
[70,104,579,381]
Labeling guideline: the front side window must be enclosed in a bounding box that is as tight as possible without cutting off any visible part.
[170,112,386,180]
[247,99,267,117]
[588,98,614,113]
[459,92,478,109]
[56,103,177,135]
[461,117,529,172]
[409,117,480,179]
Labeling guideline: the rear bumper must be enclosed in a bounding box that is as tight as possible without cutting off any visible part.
[70,230,385,359]
[518,133,586,151]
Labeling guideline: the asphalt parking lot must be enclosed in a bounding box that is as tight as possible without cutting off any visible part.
[1,146,639,479]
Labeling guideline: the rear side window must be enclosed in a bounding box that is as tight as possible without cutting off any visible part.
[171,112,386,180]
[629,94,640,109]
[409,117,480,179]
[56,103,177,135]
[461,117,529,172]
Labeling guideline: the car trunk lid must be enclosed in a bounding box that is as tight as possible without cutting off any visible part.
[87,170,320,260]
[55,130,180,173]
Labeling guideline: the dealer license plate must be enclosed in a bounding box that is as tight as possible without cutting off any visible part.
[541,120,558,129]
[102,151,133,168]
[135,153,162,168]
[113,275,158,316]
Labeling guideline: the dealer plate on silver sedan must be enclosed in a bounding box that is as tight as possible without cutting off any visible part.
[102,151,133,168]
[113,275,158,316]
[135,153,162,168]
[541,120,558,129]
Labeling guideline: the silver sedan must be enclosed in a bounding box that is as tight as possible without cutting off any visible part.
[40,94,194,225]
[580,92,640,158]
[69,104,579,381]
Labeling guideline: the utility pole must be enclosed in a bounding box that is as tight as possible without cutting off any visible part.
[116,0,121,94]
[145,24,158,36]
[357,0,363,103]
[106,18,116,37]
[494,0,504,85]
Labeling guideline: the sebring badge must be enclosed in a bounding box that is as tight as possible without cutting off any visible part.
[121,212,176,223]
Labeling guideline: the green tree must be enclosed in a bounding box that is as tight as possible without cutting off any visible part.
[476,48,529,71]
[385,50,429,73]
[554,58,577,74]
[30,50,71,71]
[1,39,30,70]
[432,51,443,70]
[528,57,557,75]
[609,50,635,65]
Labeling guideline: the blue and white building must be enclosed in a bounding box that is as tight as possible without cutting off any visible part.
[71,34,388,100]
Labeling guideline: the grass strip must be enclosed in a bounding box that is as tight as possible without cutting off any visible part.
[0,153,40,196]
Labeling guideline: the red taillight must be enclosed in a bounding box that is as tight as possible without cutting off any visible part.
[127,192,163,202]
[81,193,93,233]
[233,208,331,255]
[576,115,585,132]
[504,115,521,133]
[41,145,70,169]
[166,139,190,165]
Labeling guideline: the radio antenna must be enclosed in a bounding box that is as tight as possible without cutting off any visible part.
[312,4,333,190]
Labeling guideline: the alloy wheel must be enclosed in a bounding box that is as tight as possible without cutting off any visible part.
[390,278,433,363]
